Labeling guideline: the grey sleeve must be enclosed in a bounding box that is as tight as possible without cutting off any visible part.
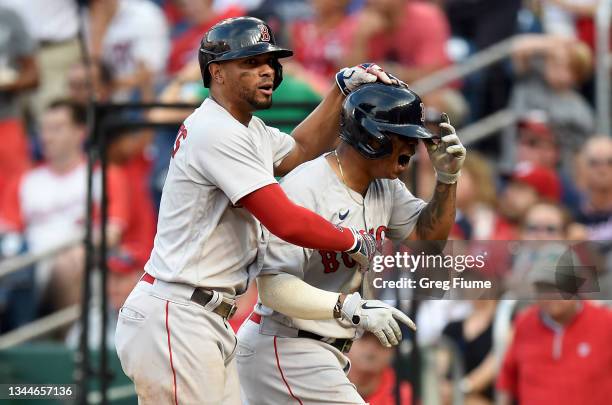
[265,123,296,168]
[192,125,277,204]
[386,179,426,241]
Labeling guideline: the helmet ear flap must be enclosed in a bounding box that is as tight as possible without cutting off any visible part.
[272,58,283,89]
[199,50,213,87]
[339,106,394,159]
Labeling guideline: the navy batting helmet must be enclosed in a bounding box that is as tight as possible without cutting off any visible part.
[199,17,293,89]
[340,83,434,159]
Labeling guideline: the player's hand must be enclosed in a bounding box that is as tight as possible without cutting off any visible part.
[341,292,417,347]
[335,63,396,95]
[345,228,377,272]
[425,113,466,184]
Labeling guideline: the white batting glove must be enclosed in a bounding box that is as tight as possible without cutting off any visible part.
[426,113,466,184]
[341,292,417,347]
[335,63,396,95]
[345,228,377,272]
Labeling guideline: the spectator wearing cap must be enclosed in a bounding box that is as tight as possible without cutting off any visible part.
[497,162,562,239]
[0,6,38,204]
[348,331,413,405]
[515,111,582,212]
[66,247,146,350]
[516,111,560,170]
[497,265,612,405]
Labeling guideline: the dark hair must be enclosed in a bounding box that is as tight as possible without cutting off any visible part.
[46,99,87,126]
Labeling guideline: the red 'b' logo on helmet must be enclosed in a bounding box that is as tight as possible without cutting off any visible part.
[259,25,270,42]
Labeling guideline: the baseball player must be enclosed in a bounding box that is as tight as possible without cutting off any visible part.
[114,17,398,405]
[236,82,466,404]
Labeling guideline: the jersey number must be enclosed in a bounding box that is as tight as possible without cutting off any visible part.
[172,124,188,158]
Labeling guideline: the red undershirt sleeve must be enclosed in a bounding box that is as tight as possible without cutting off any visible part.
[239,184,354,251]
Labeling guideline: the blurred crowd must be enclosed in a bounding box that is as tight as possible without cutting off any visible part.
[0,0,611,404]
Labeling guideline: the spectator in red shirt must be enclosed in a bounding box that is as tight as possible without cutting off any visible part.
[344,0,450,83]
[348,332,412,405]
[166,0,244,75]
[497,283,612,405]
[344,0,468,123]
[287,0,355,90]
[496,162,563,240]
[108,127,157,265]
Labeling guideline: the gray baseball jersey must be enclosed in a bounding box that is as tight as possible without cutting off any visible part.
[257,154,426,338]
[145,97,295,296]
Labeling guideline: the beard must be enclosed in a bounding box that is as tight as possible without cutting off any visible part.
[239,84,273,110]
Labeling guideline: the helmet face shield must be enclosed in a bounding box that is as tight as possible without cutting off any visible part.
[339,83,433,159]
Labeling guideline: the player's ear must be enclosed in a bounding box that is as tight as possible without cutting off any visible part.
[209,63,224,85]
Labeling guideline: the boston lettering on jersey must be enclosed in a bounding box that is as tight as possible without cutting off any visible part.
[319,225,387,273]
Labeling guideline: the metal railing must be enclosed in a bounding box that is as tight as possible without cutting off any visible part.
[0,234,83,280]
[412,37,516,96]
[0,305,80,350]
[596,0,612,134]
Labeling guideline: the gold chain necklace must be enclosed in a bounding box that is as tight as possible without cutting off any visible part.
[334,150,364,206]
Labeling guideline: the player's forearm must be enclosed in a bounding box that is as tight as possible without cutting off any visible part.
[463,353,496,393]
[0,57,38,93]
[257,273,340,320]
[289,87,343,162]
[414,182,456,240]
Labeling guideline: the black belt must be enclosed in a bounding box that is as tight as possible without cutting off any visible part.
[39,38,77,48]
[249,313,353,353]
[143,273,237,319]
[297,329,353,353]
